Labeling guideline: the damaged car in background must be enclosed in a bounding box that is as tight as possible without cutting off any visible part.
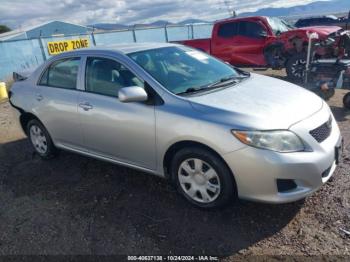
[304,49,350,109]
[295,14,350,30]
[178,16,350,82]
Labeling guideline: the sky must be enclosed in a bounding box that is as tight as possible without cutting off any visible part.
[0,0,330,29]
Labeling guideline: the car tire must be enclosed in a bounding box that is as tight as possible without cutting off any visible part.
[286,52,307,83]
[27,119,57,159]
[344,92,350,109]
[170,147,236,209]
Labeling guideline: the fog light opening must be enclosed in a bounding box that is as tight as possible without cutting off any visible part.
[277,179,298,193]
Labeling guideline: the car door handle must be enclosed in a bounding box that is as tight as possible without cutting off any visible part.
[79,102,93,111]
[36,94,43,101]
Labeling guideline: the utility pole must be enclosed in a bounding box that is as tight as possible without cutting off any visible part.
[222,0,237,18]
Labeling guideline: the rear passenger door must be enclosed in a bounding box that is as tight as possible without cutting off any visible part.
[35,57,84,150]
[78,56,157,170]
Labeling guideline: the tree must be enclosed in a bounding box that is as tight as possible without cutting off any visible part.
[0,25,11,34]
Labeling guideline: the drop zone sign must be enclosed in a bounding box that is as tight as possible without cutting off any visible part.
[47,38,90,55]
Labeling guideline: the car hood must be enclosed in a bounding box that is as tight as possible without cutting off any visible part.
[282,26,342,38]
[187,73,324,130]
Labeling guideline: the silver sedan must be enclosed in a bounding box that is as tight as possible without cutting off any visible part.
[9,43,342,208]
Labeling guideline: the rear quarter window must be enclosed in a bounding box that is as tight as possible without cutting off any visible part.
[38,57,80,89]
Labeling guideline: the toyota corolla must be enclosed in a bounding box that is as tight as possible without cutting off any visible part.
[9,43,342,208]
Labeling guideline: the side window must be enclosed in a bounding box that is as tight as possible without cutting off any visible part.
[324,18,335,24]
[218,22,238,38]
[296,20,306,27]
[238,21,267,38]
[85,57,144,97]
[315,18,323,24]
[310,19,317,25]
[301,20,308,27]
[39,58,80,89]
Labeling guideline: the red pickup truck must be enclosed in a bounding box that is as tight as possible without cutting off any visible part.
[178,16,350,82]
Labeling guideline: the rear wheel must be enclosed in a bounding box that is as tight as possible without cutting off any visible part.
[344,92,350,109]
[27,119,57,159]
[286,53,307,83]
[170,147,236,209]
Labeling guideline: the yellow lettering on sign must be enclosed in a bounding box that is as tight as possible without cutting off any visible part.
[47,38,90,55]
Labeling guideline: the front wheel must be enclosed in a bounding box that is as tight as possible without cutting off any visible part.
[344,92,350,109]
[286,53,307,83]
[170,147,236,209]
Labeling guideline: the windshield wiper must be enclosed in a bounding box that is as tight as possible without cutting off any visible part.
[206,75,238,89]
[176,87,202,96]
[177,73,250,96]
[206,73,250,89]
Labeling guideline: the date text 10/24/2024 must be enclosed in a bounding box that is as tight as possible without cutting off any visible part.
[127,255,219,261]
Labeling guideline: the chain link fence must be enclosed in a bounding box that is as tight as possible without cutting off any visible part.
[0,23,213,81]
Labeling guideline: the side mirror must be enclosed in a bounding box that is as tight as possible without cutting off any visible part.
[118,86,148,103]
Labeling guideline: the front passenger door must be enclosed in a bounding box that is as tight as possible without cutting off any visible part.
[78,56,157,170]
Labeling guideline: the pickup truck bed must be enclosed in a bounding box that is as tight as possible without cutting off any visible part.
[179,39,211,54]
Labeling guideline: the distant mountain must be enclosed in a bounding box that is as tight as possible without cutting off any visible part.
[90,19,210,31]
[90,23,129,30]
[134,20,175,28]
[239,0,350,18]
[178,19,209,25]
[148,20,174,26]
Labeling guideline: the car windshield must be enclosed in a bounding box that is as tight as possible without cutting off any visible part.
[267,17,295,34]
[128,46,242,95]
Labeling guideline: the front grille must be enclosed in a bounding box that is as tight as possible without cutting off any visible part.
[309,117,332,143]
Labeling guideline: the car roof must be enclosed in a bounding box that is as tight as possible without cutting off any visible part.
[65,42,180,56]
[298,15,338,21]
[216,16,267,24]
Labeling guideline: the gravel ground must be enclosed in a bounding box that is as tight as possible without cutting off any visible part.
[0,77,349,259]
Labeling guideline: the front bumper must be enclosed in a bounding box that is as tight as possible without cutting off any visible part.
[223,103,342,203]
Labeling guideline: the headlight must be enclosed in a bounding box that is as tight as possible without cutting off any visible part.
[232,130,305,153]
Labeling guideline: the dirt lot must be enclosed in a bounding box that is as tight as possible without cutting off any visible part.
[0,74,349,259]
